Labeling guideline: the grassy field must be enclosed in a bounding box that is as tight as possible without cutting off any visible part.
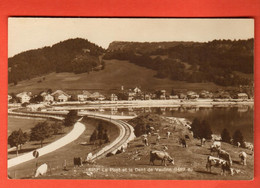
[8,116,46,136]
[8,117,73,158]
[8,117,120,179]
[33,115,253,180]
[8,59,225,95]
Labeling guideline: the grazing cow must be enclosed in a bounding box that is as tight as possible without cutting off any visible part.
[179,138,187,148]
[156,135,161,144]
[212,141,221,148]
[74,157,83,167]
[143,137,149,146]
[245,142,254,151]
[166,131,171,139]
[217,149,232,166]
[237,142,241,148]
[239,152,247,166]
[202,138,206,145]
[35,163,48,177]
[206,156,234,176]
[150,150,174,166]
[85,153,93,162]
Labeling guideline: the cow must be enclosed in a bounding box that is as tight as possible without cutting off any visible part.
[156,135,161,144]
[166,131,171,139]
[202,138,206,145]
[217,149,232,166]
[74,157,83,167]
[143,137,149,146]
[239,151,247,166]
[245,142,254,151]
[150,150,174,166]
[179,138,187,148]
[212,141,221,148]
[206,156,234,176]
[35,163,48,177]
[210,142,221,155]
[85,153,93,162]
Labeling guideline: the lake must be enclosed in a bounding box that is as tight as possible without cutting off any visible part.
[92,105,254,143]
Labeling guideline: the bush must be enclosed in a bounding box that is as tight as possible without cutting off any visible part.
[64,110,78,127]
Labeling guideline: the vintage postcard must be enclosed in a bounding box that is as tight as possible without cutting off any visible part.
[7,18,254,180]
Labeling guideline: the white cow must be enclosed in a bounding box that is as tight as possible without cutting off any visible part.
[212,141,221,148]
[35,163,48,177]
[206,156,234,176]
[166,131,171,139]
[239,152,247,166]
[86,153,93,162]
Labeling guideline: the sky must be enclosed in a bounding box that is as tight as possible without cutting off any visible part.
[8,18,254,57]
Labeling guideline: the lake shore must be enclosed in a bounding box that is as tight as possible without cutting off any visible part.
[48,99,254,110]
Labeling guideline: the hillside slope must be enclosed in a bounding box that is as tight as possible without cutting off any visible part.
[8,38,105,84]
[8,59,222,94]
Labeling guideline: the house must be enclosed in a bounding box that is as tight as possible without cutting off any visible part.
[127,90,136,101]
[144,94,151,100]
[16,92,31,103]
[43,94,54,102]
[133,87,141,94]
[169,95,179,99]
[51,90,70,102]
[237,93,248,100]
[98,94,105,101]
[40,91,48,97]
[199,90,213,99]
[160,90,166,100]
[8,95,12,102]
[89,92,100,100]
[110,94,118,101]
[214,91,231,99]
[187,91,199,99]
[178,93,187,99]
[78,91,91,101]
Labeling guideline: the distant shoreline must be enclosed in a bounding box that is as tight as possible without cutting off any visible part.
[49,99,254,109]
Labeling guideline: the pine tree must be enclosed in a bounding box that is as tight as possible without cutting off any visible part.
[233,129,245,147]
[221,128,231,143]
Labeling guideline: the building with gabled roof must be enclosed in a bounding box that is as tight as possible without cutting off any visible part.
[51,90,70,102]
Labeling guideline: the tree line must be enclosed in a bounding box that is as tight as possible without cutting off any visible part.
[104,39,253,87]
[8,38,105,84]
[8,110,78,156]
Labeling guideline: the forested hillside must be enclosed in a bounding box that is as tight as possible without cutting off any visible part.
[104,39,254,86]
[8,38,105,84]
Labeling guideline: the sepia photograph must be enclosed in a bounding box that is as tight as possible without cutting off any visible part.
[7,18,254,180]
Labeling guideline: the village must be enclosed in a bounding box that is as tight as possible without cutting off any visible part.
[8,86,253,107]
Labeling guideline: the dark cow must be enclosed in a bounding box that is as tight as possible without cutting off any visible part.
[150,150,174,166]
[179,138,187,148]
[74,157,83,167]
[206,156,234,176]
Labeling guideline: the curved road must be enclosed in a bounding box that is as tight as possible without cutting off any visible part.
[8,112,135,168]
[8,118,85,168]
